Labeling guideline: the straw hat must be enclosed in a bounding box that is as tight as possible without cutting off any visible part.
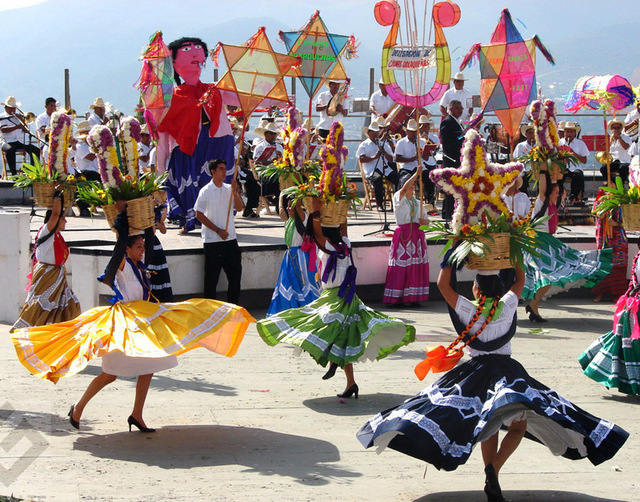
[378,77,385,85]
[89,97,106,110]
[557,120,566,132]
[451,72,468,81]
[140,124,150,135]
[564,121,581,135]
[376,116,389,128]
[520,123,534,136]
[257,122,281,138]
[1,96,21,108]
[327,79,343,85]
[608,118,625,130]
[302,118,316,130]
[253,118,271,136]
[75,120,91,136]
[418,113,433,125]
[405,119,418,132]
[363,122,380,135]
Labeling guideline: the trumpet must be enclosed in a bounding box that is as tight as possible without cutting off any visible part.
[595,151,613,165]
[15,107,36,125]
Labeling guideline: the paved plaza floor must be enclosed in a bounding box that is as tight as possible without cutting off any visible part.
[1,295,638,501]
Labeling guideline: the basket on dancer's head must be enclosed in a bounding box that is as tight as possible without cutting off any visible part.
[593,169,640,232]
[466,232,511,270]
[75,118,166,232]
[11,111,78,210]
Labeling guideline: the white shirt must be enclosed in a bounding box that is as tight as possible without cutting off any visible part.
[193,181,237,244]
[395,136,426,172]
[75,141,99,173]
[317,239,351,289]
[609,134,632,163]
[149,146,156,169]
[34,225,59,265]
[559,137,589,171]
[439,87,473,123]
[532,197,550,232]
[421,132,440,166]
[456,290,518,357]
[503,191,531,219]
[356,138,392,177]
[315,90,347,131]
[393,191,422,225]
[513,140,534,171]
[115,261,145,303]
[369,89,395,118]
[35,112,51,137]
[138,142,152,171]
[88,112,106,127]
[253,141,283,165]
[0,112,23,143]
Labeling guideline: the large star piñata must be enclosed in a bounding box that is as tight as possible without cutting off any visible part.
[430,129,523,233]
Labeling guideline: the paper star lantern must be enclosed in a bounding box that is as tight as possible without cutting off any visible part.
[430,129,523,233]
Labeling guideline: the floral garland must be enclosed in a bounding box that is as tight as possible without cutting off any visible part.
[47,111,72,178]
[280,106,307,169]
[430,129,523,234]
[87,125,123,189]
[118,116,142,178]
[318,122,349,199]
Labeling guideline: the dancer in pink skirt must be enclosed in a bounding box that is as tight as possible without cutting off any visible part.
[383,165,430,307]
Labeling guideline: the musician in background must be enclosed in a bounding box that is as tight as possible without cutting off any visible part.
[559,122,589,201]
[440,100,464,224]
[513,123,535,195]
[303,118,323,161]
[605,118,631,183]
[369,78,395,121]
[358,122,397,211]
[252,122,283,216]
[419,115,439,206]
[137,125,152,173]
[35,97,57,141]
[624,99,640,142]
[74,120,101,217]
[439,72,473,124]
[395,119,426,191]
[87,97,109,127]
[315,79,348,140]
[0,96,40,176]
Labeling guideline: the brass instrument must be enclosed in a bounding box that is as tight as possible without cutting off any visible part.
[327,79,350,117]
[625,119,639,138]
[595,151,614,165]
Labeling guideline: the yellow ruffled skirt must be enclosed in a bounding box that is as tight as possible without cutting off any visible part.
[11,298,255,383]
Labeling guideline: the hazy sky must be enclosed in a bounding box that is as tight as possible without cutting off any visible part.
[2,0,639,116]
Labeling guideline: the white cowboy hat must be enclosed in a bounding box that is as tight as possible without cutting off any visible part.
[257,121,281,138]
[140,124,150,135]
[363,122,380,135]
[557,120,566,131]
[451,72,468,81]
[378,77,385,85]
[75,120,92,135]
[1,96,21,108]
[418,113,433,124]
[376,116,389,128]
[404,118,418,132]
[302,118,316,130]
[608,118,625,130]
[520,123,534,136]
[253,118,271,135]
[327,79,343,85]
[564,121,581,135]
[89,97,106,110]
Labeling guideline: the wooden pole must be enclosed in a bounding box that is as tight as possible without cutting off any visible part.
[64,69,71,110]
[604,110,611,183]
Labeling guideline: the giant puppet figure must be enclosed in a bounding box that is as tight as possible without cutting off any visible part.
[153,36,235,232]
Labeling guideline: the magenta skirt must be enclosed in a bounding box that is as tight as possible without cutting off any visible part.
[383,223,429,304]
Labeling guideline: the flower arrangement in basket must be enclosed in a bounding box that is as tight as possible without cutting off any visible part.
[282,122,359,227]
[76,117,166,233]
[593,167,640,231]
[11,111,77,209]
[255,106,320,189]
[517,99,579,182]
[423,129,545,268]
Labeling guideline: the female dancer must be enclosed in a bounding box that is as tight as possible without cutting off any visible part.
[147,195,174,302]
[591,167,628,302]
[12,189,80,331]
[580,242,640,395]
[359,264,628,501]
[266,194,320,316]
[383,166,429,307]
[12,207,253,431]
[258,209,415,398]
[524,171,612,322]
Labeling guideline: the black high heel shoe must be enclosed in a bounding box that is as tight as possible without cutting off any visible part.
[484,463,505,502]
[322,362,338,380]
[127,415,156,433]
[337,384,359,399]
[525,305,547,323]
[68,404,80,430]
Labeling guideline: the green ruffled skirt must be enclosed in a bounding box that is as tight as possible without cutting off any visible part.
[257,287,415,367]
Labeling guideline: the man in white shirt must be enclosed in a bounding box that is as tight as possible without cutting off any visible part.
[137,125,152,173]
[74,120,101,217]
[605,118,631,183]
[419,115,439,205]
[35,97,57,141]
[357,122,396,209]
[624,100,640,141]
[0,96,40,176]
[395,119,427,188]
[315,80,348,139]
[88,97,109,127]
[513,123,535,195]
[559,122,589,200]
[369,78,396,121]
[252,122,283,217]
[439,72,473,124]
[195,159,245,304]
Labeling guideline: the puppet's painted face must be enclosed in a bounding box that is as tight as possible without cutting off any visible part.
[173,42,206,85]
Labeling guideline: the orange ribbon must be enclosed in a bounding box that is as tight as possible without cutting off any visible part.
[414,345,464,380]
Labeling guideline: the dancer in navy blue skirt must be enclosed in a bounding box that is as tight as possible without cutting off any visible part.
[358,264,628,501]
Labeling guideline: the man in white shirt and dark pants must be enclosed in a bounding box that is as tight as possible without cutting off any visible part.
[439,72,473,124]
[559,121,589,200]
[0,96,40,176]
[604,118,631,183]
[35,97,57,141]
[195,159,245,304]
[369,78,396,121]
[395,119,427,188]
[315,80,348,139]
[357,122,396,210]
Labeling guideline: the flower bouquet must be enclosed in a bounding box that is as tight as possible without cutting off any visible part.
[517,100,579,182]
[12,111,77,209]
[76,118,166,233]
[424,129,545,268]
[593,175,640,231]
[255,106,320,189]
[282,122,359,227]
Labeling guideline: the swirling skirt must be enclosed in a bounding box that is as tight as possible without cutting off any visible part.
[11,298,254,383]
[267,246,321,316]
[383,223,429,304]
[258,287,415,367]
[522,232,613,300]
[357,355,628,471]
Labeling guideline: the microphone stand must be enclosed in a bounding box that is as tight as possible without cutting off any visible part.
[364,136,394,236]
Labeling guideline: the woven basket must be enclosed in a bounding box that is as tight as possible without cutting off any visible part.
[621,204,640,231]
[319,199,350,227]
[279,174,298,191]
[152,190,168,206]
[103,196,155,234]
[467,233,511,270]
[32,182,75,210]
[532,161,564,182]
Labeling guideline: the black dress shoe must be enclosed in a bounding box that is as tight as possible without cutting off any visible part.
[322,362,338,380]
[337,384,359,399]
[525,305,547,323]
[484,464,505,502]
[68,404,80,430]
[127,415,156,433]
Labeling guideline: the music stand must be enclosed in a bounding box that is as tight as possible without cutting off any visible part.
[364,139,395,237]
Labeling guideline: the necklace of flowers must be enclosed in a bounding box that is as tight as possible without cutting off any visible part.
[47,111,72,178]
[118,117,142,178]
[319,122,348,198]
[87,126,123,189]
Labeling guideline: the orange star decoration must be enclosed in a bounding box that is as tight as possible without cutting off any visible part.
[430,129,523,233]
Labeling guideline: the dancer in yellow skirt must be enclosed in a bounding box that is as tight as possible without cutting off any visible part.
[12,189,80,331]
[11,207,254,432]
